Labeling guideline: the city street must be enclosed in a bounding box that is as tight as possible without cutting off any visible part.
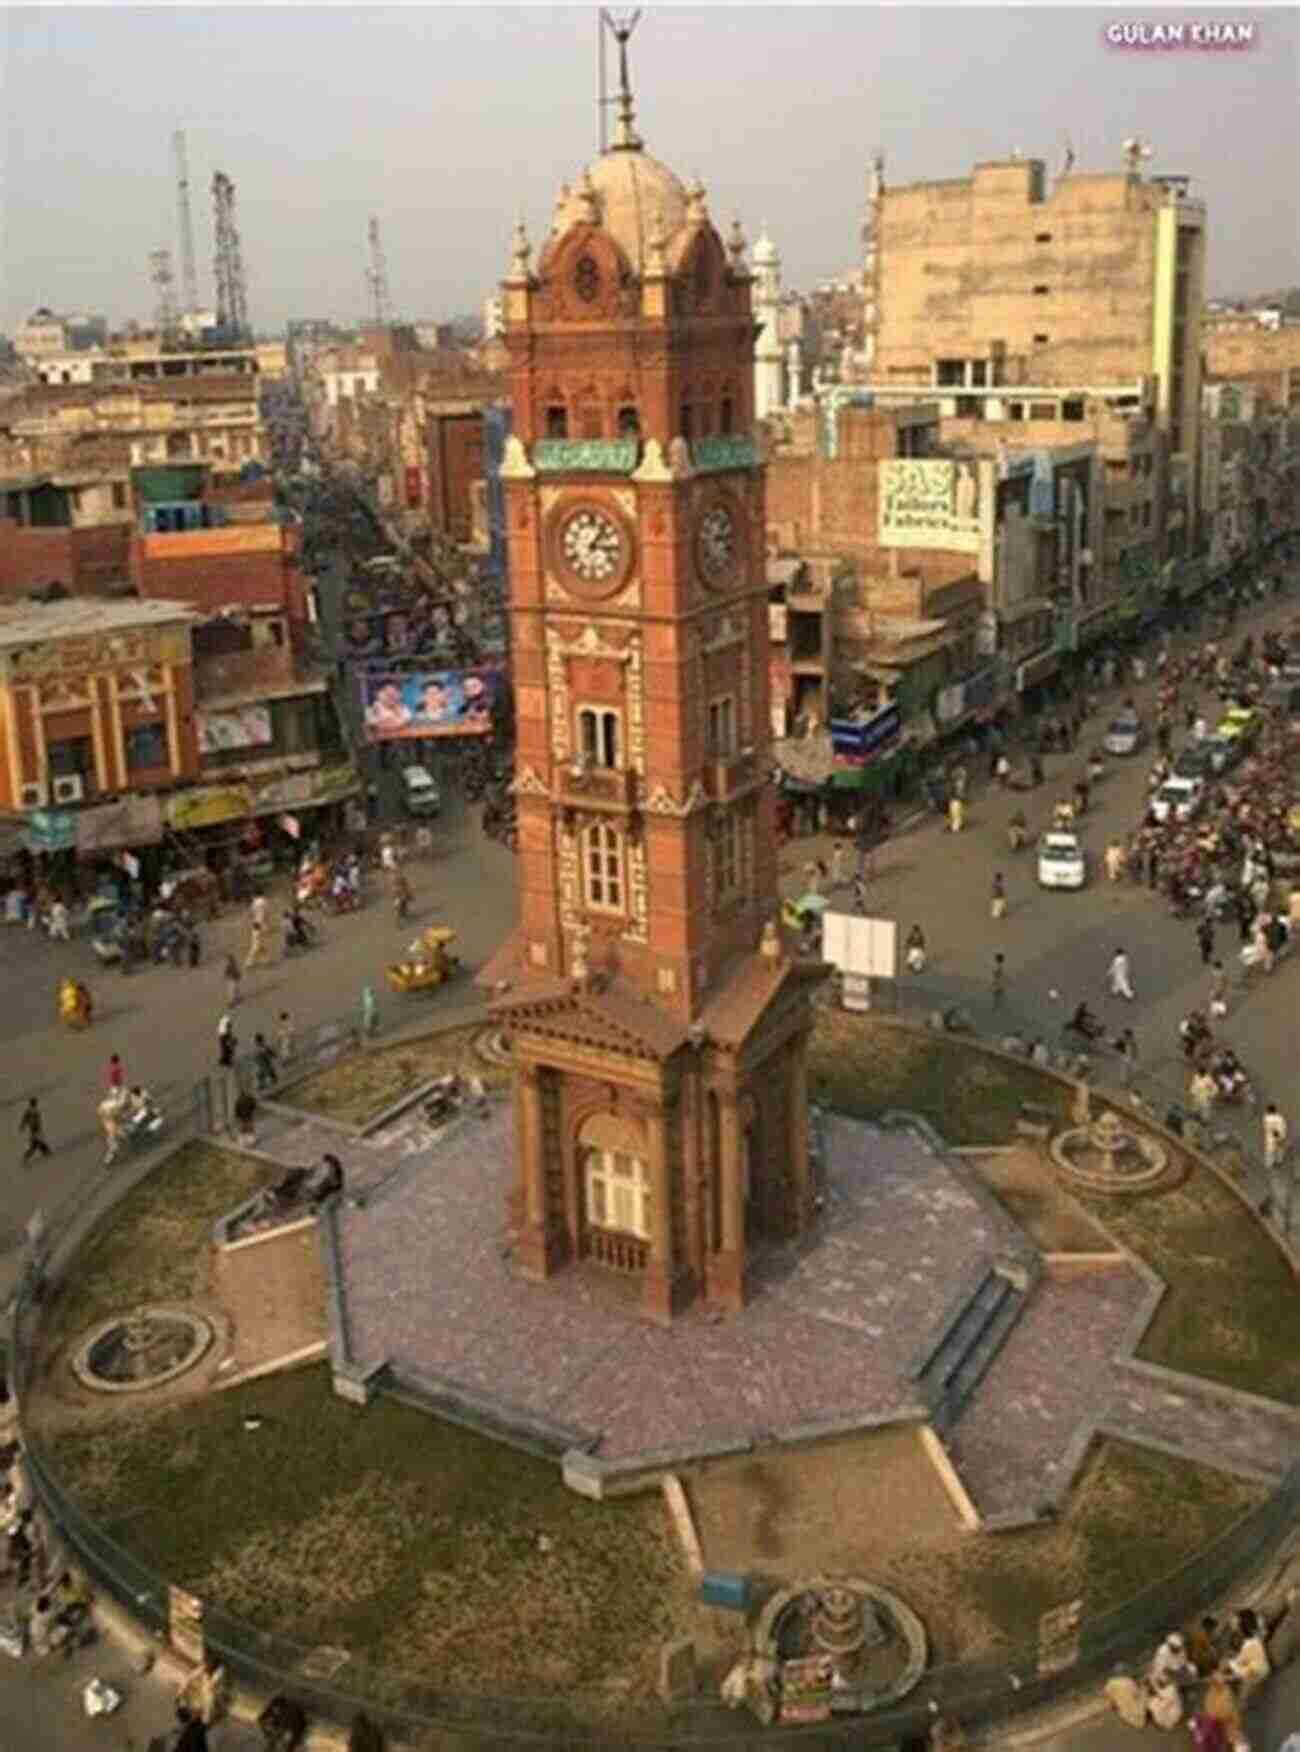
[3,574,1300,1744]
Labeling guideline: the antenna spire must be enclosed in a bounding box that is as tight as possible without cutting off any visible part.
[600,9,643,151]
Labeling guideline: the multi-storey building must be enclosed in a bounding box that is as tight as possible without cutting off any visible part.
[483,73,819,1321]
[866,151,1206,534]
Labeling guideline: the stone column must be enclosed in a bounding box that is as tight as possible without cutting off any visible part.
[641,1099,678,1325]
[706,1091,745,1313]
[513,1062,553,1281]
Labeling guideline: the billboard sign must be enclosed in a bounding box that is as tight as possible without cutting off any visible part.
[197,705,273,754]
[878,458,981,554]
[361,668,500,741]
[830,703,901,763]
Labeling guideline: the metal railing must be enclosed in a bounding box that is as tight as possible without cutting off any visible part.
[9,1003,1300,1745]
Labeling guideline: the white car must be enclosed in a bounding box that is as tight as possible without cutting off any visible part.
[1038,831,1087,890]
[401,765,442,817]
[1103,711,1144,757]
[1151,774,1206,824]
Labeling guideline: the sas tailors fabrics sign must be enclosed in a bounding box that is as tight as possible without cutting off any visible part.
[361,667,501,742]
[878,459,982,554]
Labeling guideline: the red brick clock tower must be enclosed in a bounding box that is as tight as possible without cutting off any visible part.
[485,71,820,1323]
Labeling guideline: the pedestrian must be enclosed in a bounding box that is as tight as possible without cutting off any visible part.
[1189,1065,1217,1121]
[276,1010,295,1064]
[19,1097,51,1165]
[244,919,267,970]
[1263,1103,1289,1171]
[47,898,70,942]
[1108,947,1135,1001]
[1209,961,1229,1019]
[990,872,1007,920]
[224,953,241,1008]
[1104,839,1126,884]
[233,1089,258,1147]
[105,1052,124,1094]
[991,952,1005,1007]
[218,1027,237,1071]
[361,983,378,1040]
[1196,915,1215,966]
[250,892,269,933]
[1116,1028,1138,1090]
[994,752,1011,788]
[831,840,851,890]
[905,923,927,974]
[253,1033,279,1092]
[947,795,965,834]
[188,924,201,969]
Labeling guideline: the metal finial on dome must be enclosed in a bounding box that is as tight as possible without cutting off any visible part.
[687,176,709,224]
[726,217,747,267]
[552,182,572,234]
[603,9,644,152]
[576,167,600,225]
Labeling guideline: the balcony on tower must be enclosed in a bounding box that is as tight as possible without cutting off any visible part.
[555,750,638,816]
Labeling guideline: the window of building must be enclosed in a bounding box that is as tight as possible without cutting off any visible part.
[1141,501,1152,528]
[545,403,568,439]
[111,482,127,510]
[935,359,965,388]
[1007,402,1025,421]
[720,396,735,435]
[616,404,640,438]
[585,1147,650,1239]
[679,403,694,441]
[1062,400,1085,421]
[1032,284,1050,296]
[126,721,168,770]
[969,361,988,388]
[582,823,624,912]
[710,810,743,900]
[1034,232,1053,244]
[577,706,620,769]
[707,696,736,758]
[1033,334,1050,345]
[1029,401,1056,421]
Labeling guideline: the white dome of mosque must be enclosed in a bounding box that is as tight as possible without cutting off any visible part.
[752,227,779,267]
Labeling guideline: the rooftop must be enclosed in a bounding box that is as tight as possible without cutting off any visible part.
[0,596,197,650]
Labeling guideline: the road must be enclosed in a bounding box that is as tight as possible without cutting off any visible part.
[4,553,1300,1743]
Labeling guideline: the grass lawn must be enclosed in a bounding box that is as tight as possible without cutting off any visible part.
[42,1366,696,1705]
[38,1141,263,1357]
[1073,1163,1300,1404]
[280,1024,506,1127]
[809,1012,1071,1146]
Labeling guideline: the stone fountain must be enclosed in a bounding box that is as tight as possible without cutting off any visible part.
[1050,1106,1168,1194]
[72,1305,215,1396]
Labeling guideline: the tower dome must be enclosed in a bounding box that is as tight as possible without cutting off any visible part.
[553,146,689,277]
[752,227,779,267]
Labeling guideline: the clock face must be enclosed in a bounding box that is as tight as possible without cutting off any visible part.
[559,507,625,586]
[696,504,738,584]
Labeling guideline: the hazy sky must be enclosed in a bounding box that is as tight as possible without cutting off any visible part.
[3,6,1296,333]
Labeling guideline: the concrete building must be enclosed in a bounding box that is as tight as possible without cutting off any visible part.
[14,309,69,362]
[483,71,820,1322]
[0,597,200,814]
[1203,319,1300,415]
[867,149,1206,523]
[0,470,134,598]
[752,229,786,421]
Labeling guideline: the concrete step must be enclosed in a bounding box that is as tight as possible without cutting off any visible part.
[914,1265,1032,1439]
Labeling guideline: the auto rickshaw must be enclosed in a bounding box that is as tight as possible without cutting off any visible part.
[58,976,93,1029]
[386,926,460,994]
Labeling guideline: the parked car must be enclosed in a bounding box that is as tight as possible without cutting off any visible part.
[1103,709,1145,757]
[1037,831,1087,891]
[1151,774,1206,824]
[1173,743,1215,780]
[401,765,442,817]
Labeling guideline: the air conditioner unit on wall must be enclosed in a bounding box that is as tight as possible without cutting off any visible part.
[19,781,47,809]
[52,775,85,804]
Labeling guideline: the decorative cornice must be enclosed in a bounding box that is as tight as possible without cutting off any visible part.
[690,435,759,474]
[533,438,639,475]
[546,623,638,663]
[498,435,536,481]
[512,765,550,797]
[644,779,709,817]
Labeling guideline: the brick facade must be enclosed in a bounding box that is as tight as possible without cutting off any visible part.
[0,521,132,599]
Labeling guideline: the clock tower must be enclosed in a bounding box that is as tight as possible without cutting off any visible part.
[484,63,821,1322]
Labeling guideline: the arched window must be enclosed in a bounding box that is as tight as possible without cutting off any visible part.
[577,706,620,769]
[616,404,640,438]
[720,395,735,436]
[545,402,569,439]
[582,1117,650,1240]
[581,822,624,912]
